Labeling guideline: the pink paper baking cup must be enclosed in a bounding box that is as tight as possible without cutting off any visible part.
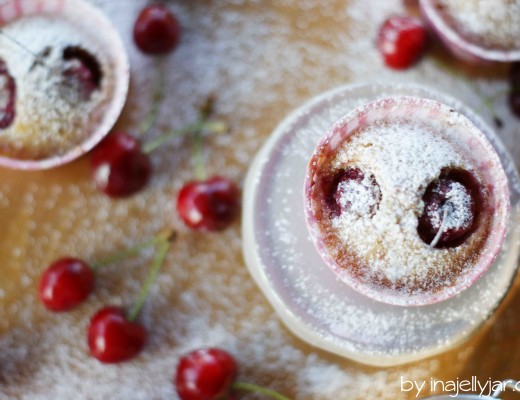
[0,0,129,170]
[304,96,510,306]
[419,0,520,63]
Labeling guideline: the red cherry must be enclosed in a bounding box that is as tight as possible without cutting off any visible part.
[62,46,102,101]
[0,58,16,129]
[91,132,152,198]
[134,4,181,55]
[176,176,240,232]
[88,306,147,364]
[331,167,381,218]
[509,91,520,118]
[377,15,426,69]
[509,62,520,88]
[175,348,237,400]
[39,258,94,312]
[417,169,481,248]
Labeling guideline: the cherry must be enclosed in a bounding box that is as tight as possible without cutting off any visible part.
[377,15,426,69]
[176,176,240,232]
[39,258,94,312]
[175,348,237,400]
[331,167,381,218]
[88,306,147,364]
[91,132,152,198]
[62,47,102,101]
[509,62,520,89]
[509,91,520,118]
[0,58,16,129]
[509,63,520,117]
[134,4,181,55]
[417,169,481,248]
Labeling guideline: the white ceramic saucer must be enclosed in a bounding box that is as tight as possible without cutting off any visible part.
[242,83,520,366]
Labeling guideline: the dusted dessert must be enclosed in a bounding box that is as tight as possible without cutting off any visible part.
[305,96,510,306]
[0,16,112,160]
[0,0,128,169]
[420,0,520,62]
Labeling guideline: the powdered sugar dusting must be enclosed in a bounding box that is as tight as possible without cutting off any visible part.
[0,15,113,159]
[435,0,520,50]
[331,119,471,284]
[428,181,472,231]
[0,0,519,398]
[334,173,380,217]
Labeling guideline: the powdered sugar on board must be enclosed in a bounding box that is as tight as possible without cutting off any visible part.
[0,0,518,399]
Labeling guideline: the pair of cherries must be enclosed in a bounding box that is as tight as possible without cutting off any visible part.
[40,232,172,364]
[328,167,480,248]
[91,131,240,232]
[40,257,146,364]
[39,257,286,397]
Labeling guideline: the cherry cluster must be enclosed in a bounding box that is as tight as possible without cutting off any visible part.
[37,4,287,399]
[40,230,174,363]
[91,4,240,233]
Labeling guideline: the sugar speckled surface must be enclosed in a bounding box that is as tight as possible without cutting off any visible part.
[0,0,520,399]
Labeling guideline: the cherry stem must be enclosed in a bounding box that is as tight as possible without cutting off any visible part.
[192,123,206,181]
[141,120,227,154]
[232,382,291,400]
[139,60,165,135]
[127,232,174,322]
[430,206,449,248]
[0,29,49,69]
[91,228,172,271]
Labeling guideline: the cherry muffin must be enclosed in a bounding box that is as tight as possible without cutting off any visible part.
[304,96,509,306]
[420,0,520,62]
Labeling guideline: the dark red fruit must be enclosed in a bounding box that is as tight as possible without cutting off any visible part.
[39,258,94,312]
[331,167,381,218]
[377,16,426,69]
[0,59,16,129]
[62,47,102,101]
[509,62,520,90]
[88,306,147,364]
[91,132,152,198]
[175,348,237,400]
[417,169,482,248]
[134,4,181,54]
[509,91,520,118]
[176,177,240,231]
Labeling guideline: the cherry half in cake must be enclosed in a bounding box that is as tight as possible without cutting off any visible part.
[61,46,103,102]
[305,96,510,306]
[0,58,16,129]
[0,9,120,163]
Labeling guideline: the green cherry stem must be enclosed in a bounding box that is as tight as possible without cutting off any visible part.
[91,230,171,271]
[127,233,173,322]
[141,120,227,154]
[192,123,207,181]
[232,382,291,400]
[139,60,166,135]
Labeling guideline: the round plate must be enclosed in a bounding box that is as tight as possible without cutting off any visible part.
[242,83,520,367]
